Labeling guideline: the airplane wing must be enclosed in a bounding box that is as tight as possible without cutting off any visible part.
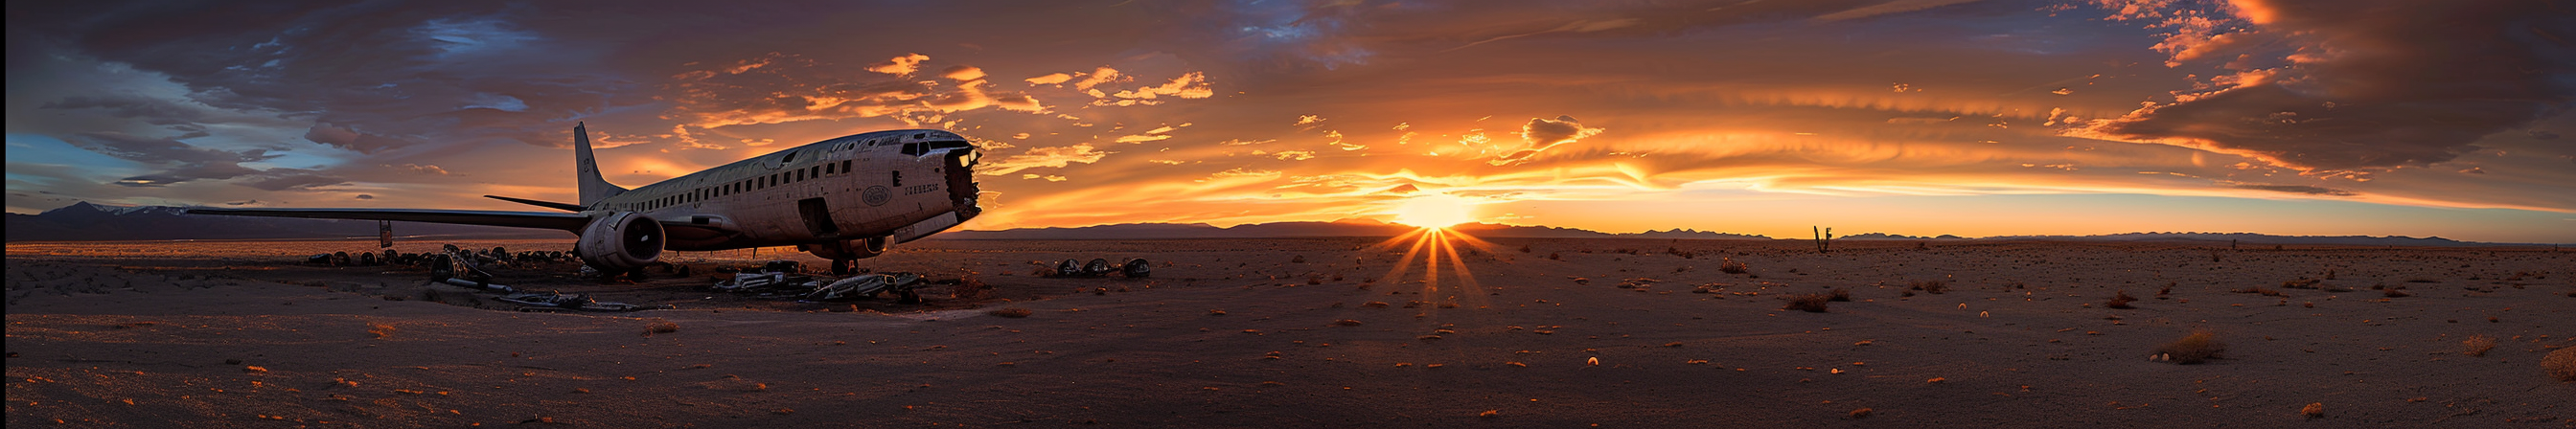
[184,208,594,232]
[184,207,742,238]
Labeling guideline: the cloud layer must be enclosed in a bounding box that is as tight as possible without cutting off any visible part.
[6,0,2569,241]
[2075,0,2576,171]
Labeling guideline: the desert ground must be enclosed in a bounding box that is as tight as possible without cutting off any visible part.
[7,236,2572,428]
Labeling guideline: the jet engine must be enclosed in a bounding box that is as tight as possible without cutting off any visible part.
[576,212,664,272]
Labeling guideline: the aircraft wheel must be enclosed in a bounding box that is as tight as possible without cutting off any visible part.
[831,259,856,275]
[895,288,922,305]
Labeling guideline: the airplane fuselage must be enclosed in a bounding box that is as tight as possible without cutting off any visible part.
[592,129,981,252]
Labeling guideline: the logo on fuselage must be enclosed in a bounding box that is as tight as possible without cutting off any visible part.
[862,186,892,206]
[903,183,941,195]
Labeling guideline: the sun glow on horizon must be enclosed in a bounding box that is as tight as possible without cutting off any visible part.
[1365,225,1499,311]
[1391,193,1477,229]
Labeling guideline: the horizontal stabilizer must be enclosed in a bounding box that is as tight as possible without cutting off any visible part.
[483,195,586,212]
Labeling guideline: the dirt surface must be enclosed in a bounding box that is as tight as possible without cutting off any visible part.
[7,237,2573,427]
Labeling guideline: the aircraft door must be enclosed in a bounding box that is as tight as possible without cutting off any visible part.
[797,197,840,238]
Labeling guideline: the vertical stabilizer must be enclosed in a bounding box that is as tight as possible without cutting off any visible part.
[572,123,628,208]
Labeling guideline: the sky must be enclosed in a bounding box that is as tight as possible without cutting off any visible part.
[6,0,2572,243]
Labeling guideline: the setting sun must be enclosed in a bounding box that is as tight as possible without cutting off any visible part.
[1392,193,1476,229]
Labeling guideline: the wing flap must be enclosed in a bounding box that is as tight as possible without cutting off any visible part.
[482,195,586,212]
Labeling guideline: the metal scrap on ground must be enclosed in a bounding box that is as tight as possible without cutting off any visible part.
[710,262,925,303]
[493,290,658,312]
[1048,258,1151,279]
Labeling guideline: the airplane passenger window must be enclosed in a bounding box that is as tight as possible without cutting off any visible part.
[840,160,851,173]
[809,166,819,178]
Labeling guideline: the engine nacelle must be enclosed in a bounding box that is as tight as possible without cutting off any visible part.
[576,212,664,271]
[803,236,888,260]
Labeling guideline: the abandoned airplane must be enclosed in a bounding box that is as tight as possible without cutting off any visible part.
[188,124,982,276]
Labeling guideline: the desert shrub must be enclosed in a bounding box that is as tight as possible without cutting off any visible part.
[2462,335,2496,356]
[951,276,993,300]
[1718,259,1749,274]
[645,320,679,335]
[987,307,1033,318]
[2382,288,2411,298]
[1782,294,1831,313]
[1828,288,1852,302]
[2301,402,2324,418]
[1909,280,1947,294]
[2154,329,2226,364]
[2281,278,2321,289]
[2545,347,2576,382]
[2104,290,2138,309]
[367,323,396,338]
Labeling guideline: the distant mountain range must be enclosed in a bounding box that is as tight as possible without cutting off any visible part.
[5,201,558,242]
[5,201,2540,246]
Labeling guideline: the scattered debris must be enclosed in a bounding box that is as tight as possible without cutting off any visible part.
[710,270,925,303]
[812,273,925,301]
[1047,258,1151,278]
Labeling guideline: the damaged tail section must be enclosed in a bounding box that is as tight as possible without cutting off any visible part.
[572,123,628,208]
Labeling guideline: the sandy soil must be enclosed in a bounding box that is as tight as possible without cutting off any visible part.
[7,237,2572,428]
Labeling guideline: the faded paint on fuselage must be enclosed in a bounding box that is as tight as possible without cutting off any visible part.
[589,129,978,252]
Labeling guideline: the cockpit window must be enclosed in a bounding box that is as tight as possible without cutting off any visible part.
[781,150,798,164]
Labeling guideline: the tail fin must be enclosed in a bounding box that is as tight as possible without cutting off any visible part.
[572,123,627,208]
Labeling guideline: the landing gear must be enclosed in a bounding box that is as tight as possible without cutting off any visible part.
[895,287,922,305]
[830,259,857,275]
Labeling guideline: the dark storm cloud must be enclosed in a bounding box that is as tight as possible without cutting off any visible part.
[39,95,206,128]
[12,0,659,152]
[2082,0,2576,171]
[69,131,275,186]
